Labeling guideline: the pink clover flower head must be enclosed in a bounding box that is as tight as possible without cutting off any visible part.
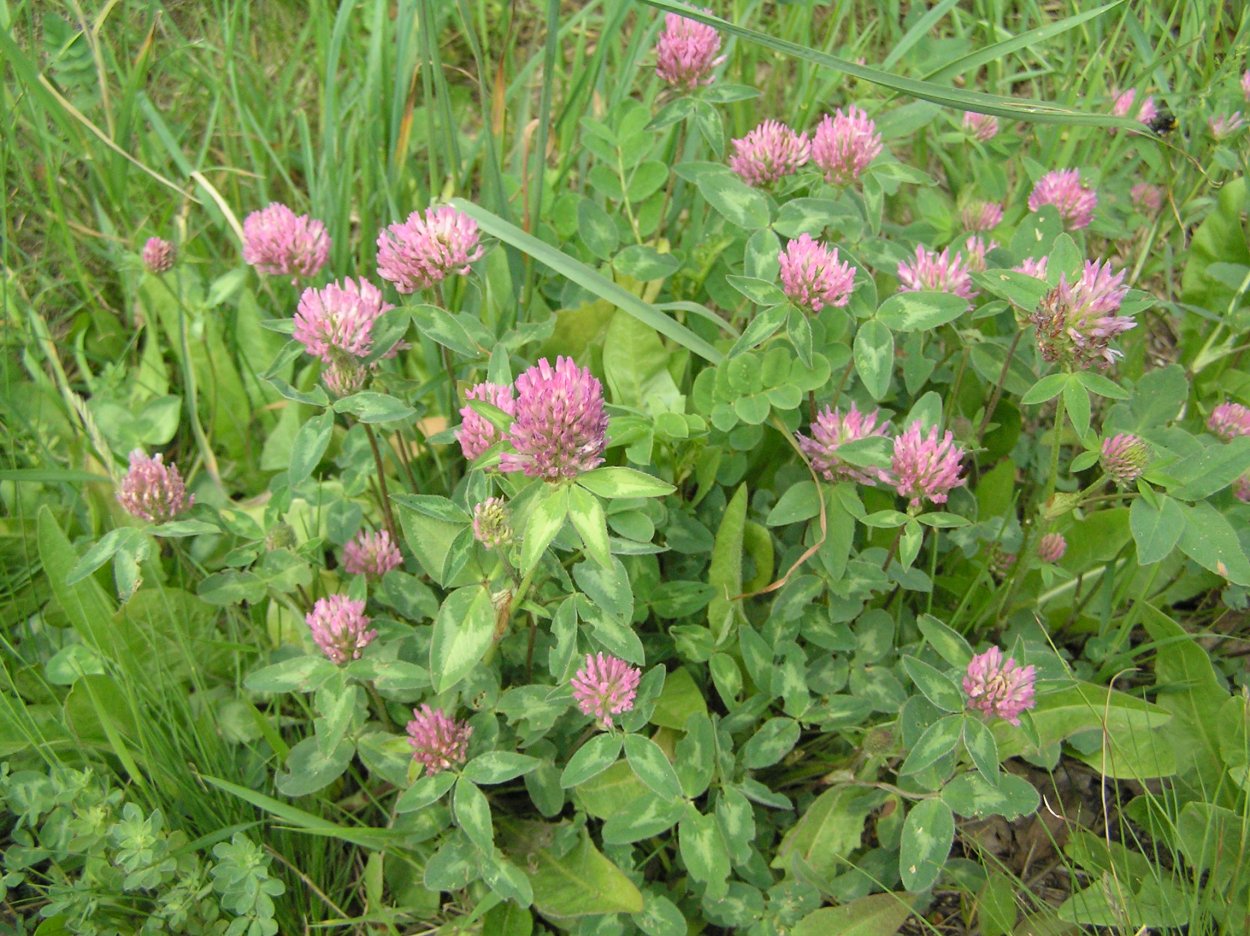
[989,546,1017,580]
[570,653,641,729]
[1131,183,1163,217]
[1208,401,1250,441]
[142,237,176,274]
[1112,89,1157,125]
[472,497,513,547]
[963,647,1036,726]
[293,277,392,364]
[778,234,856,313]
[962,111,999,142]
[960,235,997,274]
[811,106,883,186]
[458,382,516,461]
[729,120,810,186]
[1014,256,1049,280]
[897,245,977,308]
[1029,260,1133,369]
[306,595,377,665]
[342,529,403,577]
[890,422,967,508]
[1037,532,1067,564]
[1235,474,1250,503]
[1209,112,1246,141]
[1028,170,1097,231]
[242,202,330,281]
[960,200,1003,232]
[499,357,609,480]
[1243,70,1250,102]
[654,11,724,89]
[117,449,193,524]
[406,705,472,776]
[377,206,484,294]
[1100,433,1150,484]
[798,404,891,485]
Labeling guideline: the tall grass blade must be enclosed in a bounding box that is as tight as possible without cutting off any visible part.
[638,0,1134,126]
[451,198,725,363]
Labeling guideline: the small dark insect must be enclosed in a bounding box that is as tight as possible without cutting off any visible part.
[1147,109,1177,136]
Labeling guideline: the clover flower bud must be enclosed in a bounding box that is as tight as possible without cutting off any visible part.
[1028,170,1097,231]
[343,529,403,577]
[116,449,193,524]
[142,237,176,274]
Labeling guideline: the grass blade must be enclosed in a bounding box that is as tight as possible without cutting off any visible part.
[451,198,724,363]
[637,0,1134,126]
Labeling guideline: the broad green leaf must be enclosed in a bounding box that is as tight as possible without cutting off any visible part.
[1064,377,1091,441]
[483,854,534,908]
[941,771,1040,820]
[899,799,955,891]
[994,682,1175,779]
[726,275,788,307]
[649,666,708,730]
[289,409,334,487]
[1020,372,1070,405]
[578,197,619,260]
[276,735,354,797]
[741,717,801,769]
[624,734,684,801]
[916,614,974,669]
[679,809,731,900]
[313,678,360,757]
[900,714,964,775]
[854,319,894,400]
[678,164,771,229]
[1178,501,1250,586]
[614,245,681,281]
[773,198,849,238]
[1154,435,1250,501]
[430,585,497,693]
[567,485,612,568]
[875,292,968,332]
[453,778,494,852]
[773,784,884,879]
[241,657,307,725]
[963,716,1000,783]
[601,794,685,844]
[573,557,635,625]
[197,570,266,606]
[1130,495,1183,565]
[560,733,623,788]
[527,833,644,922]
[332,391,415,424]
[728,303,788,357]
[675,712,716,798]
[521,484,570,574]
[602,310,683,412]
[577,467,675,499]
[792,893,915,936]
[765,481,821,526]
[900,656,965,713]
[462,752,541,785]
[394,770,457,813]
[707,485,748,644]
[38,507,124,658]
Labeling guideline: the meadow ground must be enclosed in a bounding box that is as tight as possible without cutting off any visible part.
[4,1,1250,933]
